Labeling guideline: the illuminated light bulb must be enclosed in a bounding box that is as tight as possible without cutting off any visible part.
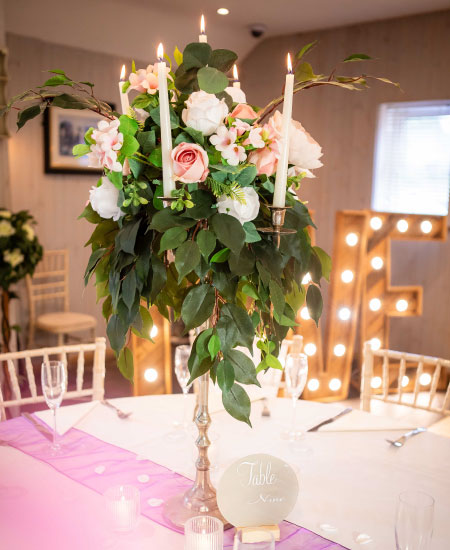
[307,378,320,391]
[346,232,358,247]
[371,256,384,270]
[421,220,432,234]
[419,373,432,386]
[369,298,381,311]
[334,344,346,357]
[370,337,381,351]
[397,219,409,233]
[341,270,354,283]
[302,273,311,285]
[217,7,229,14]
[150,325,158,339]
[396,299,408,312]
[144,368,158,382]
[304,343,317,356]
[370,216,383,230]
[371,376,382,389]
[300,307,310,320]
[338,307,351,321]
[329,378,342,391]
[401,375,409,387]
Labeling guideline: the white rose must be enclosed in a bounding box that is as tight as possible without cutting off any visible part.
[89,177,124,221]
[4,249,24,268]
[269,111,323,177]
[224,86,246,104]
[182,91,229,136]
[22,224,35,240]
[217,187,260,225]
[0,220,15,237]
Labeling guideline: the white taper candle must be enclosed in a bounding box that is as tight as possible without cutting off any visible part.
[273,53,294,208]
[232,64,240,89]
[118,65,130,115]
[157,43,175,197]
[199,14,207,42]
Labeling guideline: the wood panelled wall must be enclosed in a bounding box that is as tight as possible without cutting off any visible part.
[5,33,146,342]
[241,10,450,359]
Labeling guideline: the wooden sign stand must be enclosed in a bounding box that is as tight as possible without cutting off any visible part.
[235,525,280,543]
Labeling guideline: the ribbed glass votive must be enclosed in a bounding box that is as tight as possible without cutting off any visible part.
[104,485,140,532]
[184,515,224,550]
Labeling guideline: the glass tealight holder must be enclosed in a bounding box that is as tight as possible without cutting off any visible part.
[185,515,223,550]
[104,485,140,532]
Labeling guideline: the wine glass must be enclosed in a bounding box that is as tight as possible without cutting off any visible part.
[395,490,434,550]
[41,360,66,453]
[175,345,192,427]
[282,352,308,441]
[234,529,275,550]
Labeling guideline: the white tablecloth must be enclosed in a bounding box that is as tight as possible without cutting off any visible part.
[2,395,450,549]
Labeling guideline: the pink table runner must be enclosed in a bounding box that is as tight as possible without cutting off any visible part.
[0,417,346,549]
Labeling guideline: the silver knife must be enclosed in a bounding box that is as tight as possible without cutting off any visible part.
[22,413,53,441]
[307,407,353,432]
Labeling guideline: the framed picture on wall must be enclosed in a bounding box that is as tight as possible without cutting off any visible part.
[43,104,114,174]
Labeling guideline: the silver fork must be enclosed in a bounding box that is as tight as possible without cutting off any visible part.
[101,400,132,420]
[386,427,426,448]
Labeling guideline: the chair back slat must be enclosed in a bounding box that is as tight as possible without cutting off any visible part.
[76,350,85,392]
[362,344,450,417]
[25,356,38,398]
[0,338,106,419]
[7,359,21,400]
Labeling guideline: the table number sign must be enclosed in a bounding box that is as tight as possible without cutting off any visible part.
[217,453,299,536]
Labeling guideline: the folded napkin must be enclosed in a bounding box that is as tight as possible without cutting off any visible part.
[35,400,100,435]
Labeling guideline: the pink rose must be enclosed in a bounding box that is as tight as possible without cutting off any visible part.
[230,103,258,120]
[248,147,279,177]
[171,142,209,183]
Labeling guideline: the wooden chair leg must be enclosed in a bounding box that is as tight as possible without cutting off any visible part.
[28,323,35,349]
[57,333,64,347]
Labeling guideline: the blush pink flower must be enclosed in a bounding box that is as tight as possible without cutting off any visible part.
[221,144,247,166]
[232,118,251,136]
[128,64,170,94]
[248,147,279,176]
[230,103,258,120]
[88,119,123,172]
[210,126,237,152]
[243,127,265,149]
[171,142,209,183]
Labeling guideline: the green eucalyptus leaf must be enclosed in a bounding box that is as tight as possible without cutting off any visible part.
[174,46,183,66]
[175,240,201,282]
[295,41,318,60]
[117,347,134,381]
[119,115,139,135]
[181,284,216,332]
[216,359,235,391]
[73,143,90,158]
[242,222,261,243]
[210,248,230,263]
[120,134,140,158]
[122,270,137,310]
[136,130,156,154]
[17,104,44,129]
[295,62,315,83]
[195,328,214,360]
[210,213,245,256]
[52,94,94,110]
[184,126,204,145]
[116,219,141,255]
[197,67,228,94]
[43,74,68,86]
[150,208,196,231]
[208,333,221,360]
[313,246,331,282]
[235,166,257,187]
[269,279,285,317]
[229,246,255,276]
[107,314,127,354]
[209,49,238,72]
[159,226,187,253]
[197,229,216,259]
[343,53,372,62]
[222,383,252,426]
[183,42,212,70]
[306,284,323,326]
[226,349,260,386]
[220,303,254,352]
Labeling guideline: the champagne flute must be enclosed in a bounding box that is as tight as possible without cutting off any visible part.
[282,352,308,441]
[41,360,66,453]
[395,491,434,550]
[174,345,192,429]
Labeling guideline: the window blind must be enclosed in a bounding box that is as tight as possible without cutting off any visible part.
[372,101,450,215]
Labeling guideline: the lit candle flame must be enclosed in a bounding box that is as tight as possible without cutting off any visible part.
[287,53,293,74]
[233,64,239,81]
[119,64,126,81]
[157,42,164,61]
[200,14,205,34]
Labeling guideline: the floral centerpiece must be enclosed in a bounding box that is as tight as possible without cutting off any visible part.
[2,40,397,425]
[0,209,43,352]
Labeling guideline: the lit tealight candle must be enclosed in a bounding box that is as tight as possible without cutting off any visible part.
[232,64,240,88]
[273,53,294,208]
[157,43,175,198]
[199,14,207,42]
[118,65,130,115]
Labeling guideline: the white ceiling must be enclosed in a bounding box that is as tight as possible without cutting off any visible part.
[5,0,450,63]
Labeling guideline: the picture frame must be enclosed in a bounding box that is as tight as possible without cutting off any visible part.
[43,103,114,174]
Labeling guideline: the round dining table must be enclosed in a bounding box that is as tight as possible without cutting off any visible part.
[0,393,449,550]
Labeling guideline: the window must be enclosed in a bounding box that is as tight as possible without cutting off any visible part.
[372,100,450,215]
